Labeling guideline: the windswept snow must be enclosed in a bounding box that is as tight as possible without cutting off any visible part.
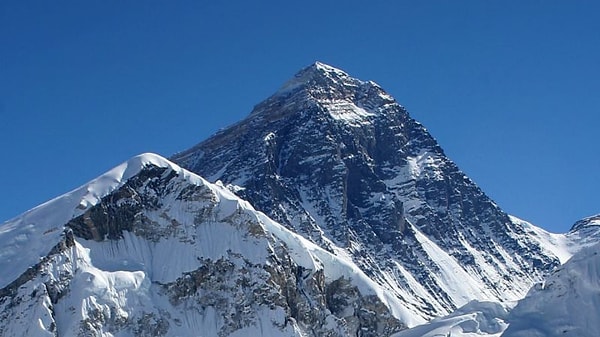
[393,300,511,337]
[503,242,600,337]
[512,215,600,264]
[412,227,498,305]
[0,153,180,288]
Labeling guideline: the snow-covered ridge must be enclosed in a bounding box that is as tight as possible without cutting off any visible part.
[0,152,419,335]
[513,214,600,264]
[276,61,360,95]
[510,215,576,264]
[503,241,600,337]
[393,300,511,337]
[313,61,348,74]
[570,213,600,232]
[0,153,202,288]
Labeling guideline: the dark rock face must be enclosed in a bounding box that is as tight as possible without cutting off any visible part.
[173,62,560,318]
[66,166,183,242]
[162,251,405,337]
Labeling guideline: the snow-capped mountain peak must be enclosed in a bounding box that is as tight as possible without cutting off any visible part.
[570,213,600,232]
[173,62,562,322]
[3,63,599,337]
[313,60,346,73]
[276,61,359,95]
[0,153,181,289]
[247,61,397,130]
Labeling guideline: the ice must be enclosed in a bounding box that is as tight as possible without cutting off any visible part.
[412,226,498,305]
[511,215,597,264]
[393,300,510,337]
[503,242,600,337]
[0,153,198,288]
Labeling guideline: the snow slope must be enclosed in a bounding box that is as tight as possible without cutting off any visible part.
[0,153,412,336]
[0,153,178,289]
[513,214,600,264]
[393,300,511,337]
[396,215,600,337]
[503,241,600,337]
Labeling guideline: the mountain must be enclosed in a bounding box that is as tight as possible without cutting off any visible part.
[515,214,600,264]
[172,62,562,320]
[391,233,600,337]
[383,215,600,337]
[502,215,600,337]
[502,242,600,336]
[2,62,596,337]
[0,154,410,336]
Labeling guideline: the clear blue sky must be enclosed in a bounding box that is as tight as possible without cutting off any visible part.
[1,1,598,233]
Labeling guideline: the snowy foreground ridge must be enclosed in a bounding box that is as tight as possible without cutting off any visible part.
[0,154,177,289]
[0,153,411,336]
[2,63,600,336]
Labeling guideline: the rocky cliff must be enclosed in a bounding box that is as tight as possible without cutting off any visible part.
[173,62,561,320]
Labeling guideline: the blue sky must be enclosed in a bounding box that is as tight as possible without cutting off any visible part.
[1,1,598,233]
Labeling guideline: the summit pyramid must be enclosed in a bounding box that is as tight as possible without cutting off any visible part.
[172,62,561,320]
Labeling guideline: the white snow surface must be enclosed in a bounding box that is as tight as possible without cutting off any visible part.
[321,100,375,125]
[393,300,511,337]
[412,227,499,305]
[511,215,599,264]
[0,153,181,288]
[276,61,357,95]
[503,242,600,337]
